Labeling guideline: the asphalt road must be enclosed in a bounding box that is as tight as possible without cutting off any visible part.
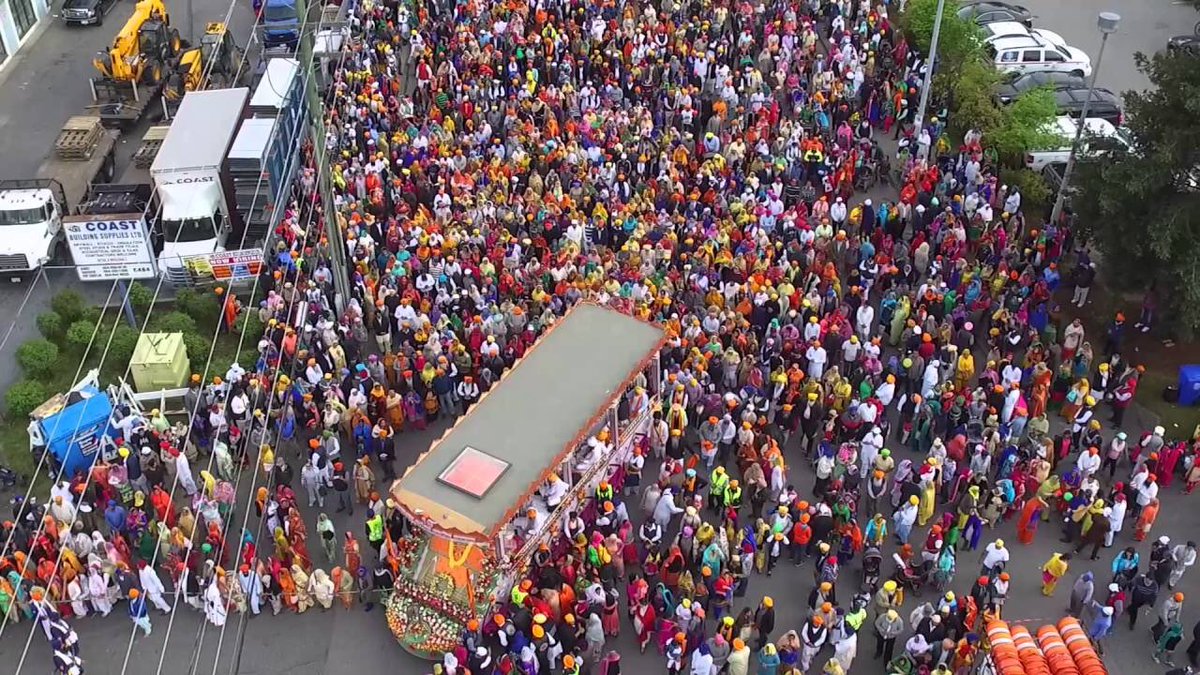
[0,400,1193,675]
[0,2,1198,675]
[0,0,258,394]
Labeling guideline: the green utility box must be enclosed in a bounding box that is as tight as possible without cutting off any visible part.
[130,332,190,392]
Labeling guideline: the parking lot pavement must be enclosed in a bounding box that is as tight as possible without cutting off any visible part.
[1019,0,1195,94]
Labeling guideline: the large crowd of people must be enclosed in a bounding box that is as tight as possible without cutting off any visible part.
[4,0,1200,672]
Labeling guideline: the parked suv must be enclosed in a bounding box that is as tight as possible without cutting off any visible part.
[994,70,1086,103]
[984,23,1092,77]
[1050,87,1123,126]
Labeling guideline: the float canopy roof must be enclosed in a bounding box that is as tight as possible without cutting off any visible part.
[392,303,665,539]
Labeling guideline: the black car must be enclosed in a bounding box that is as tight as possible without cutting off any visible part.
[1051,87,1124,126]
[61,0,117,26]
[995,71,1087,103]
[1167,35,1200,56]
[956,0,1033,27]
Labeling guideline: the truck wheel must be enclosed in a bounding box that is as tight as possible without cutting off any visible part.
[51,239,69,266]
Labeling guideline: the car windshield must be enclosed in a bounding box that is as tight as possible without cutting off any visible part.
[0,205,48,226]
[163,217,216,243]
[264,4,294,21]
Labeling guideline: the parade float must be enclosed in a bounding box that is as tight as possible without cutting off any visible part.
[959,617,1108,675]
[387,303,666,658]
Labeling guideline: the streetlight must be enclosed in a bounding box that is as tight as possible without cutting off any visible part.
[1048,11,1121,227]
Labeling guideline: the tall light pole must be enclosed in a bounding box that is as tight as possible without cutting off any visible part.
[1048,11,1121,227]
[912,0,947,146]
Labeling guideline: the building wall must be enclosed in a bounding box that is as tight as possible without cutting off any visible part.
[0,0,50,65]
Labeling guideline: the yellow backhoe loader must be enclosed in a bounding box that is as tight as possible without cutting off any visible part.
[89,0,183,127]
[92,0,182,86]
[164,22,246,110]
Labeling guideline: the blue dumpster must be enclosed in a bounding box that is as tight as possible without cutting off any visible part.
[1179,365,1200,407]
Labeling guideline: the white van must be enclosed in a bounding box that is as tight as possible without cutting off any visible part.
[1024,116,1130,171]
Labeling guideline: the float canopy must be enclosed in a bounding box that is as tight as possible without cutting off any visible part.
[392,304,665,540]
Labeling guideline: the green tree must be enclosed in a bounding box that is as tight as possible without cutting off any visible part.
[945,60,1004,141]
[233,312,264,339]
[1073,50,1200,334]
[127,281,155,316]
[66,320,99,353]
[945,61,1060,166]
[108,325,140,365]
[36,311,65,343]
[153,311,198,334]
[50,289,85,323]
[16,339,59,377]
[5,380,48,418]
[903,0,982,81]
[984,87,1062,164]
[182,333,211,362]
[1000,167,1052,216]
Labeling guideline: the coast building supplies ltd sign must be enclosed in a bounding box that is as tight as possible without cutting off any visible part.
[64,215,156,281]
[181,249,264,284]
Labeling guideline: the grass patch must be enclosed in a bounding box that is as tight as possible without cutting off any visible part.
[1135,369,1200,437]
[0,284,263,485]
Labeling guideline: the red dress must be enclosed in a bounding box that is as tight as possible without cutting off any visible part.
[633,602,657,648]
[601,596,620,636]
[1016,497,1045,545]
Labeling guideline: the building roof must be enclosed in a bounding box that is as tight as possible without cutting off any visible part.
[392,304,665,540]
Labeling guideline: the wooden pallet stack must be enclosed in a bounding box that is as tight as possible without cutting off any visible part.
[133,125,170,168]
[53,116,104,160]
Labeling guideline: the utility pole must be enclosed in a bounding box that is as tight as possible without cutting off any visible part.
[912,0,946,145]
[1048,12,1121,228]
[295,0,350,309]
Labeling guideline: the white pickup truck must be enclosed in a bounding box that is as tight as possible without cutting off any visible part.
[1024,116,1130,172]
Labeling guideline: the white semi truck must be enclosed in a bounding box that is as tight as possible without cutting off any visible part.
[151,87,249,284]
[0,116,117,281]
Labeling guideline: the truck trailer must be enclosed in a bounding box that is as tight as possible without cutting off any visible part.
[150,87,249,284]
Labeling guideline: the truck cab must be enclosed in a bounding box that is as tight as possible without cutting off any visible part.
[0,180,67,280]
[149,88,249,284]
[156,179,231,283]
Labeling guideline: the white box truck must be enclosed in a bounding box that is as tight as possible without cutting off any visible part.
[151,87,249,284]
